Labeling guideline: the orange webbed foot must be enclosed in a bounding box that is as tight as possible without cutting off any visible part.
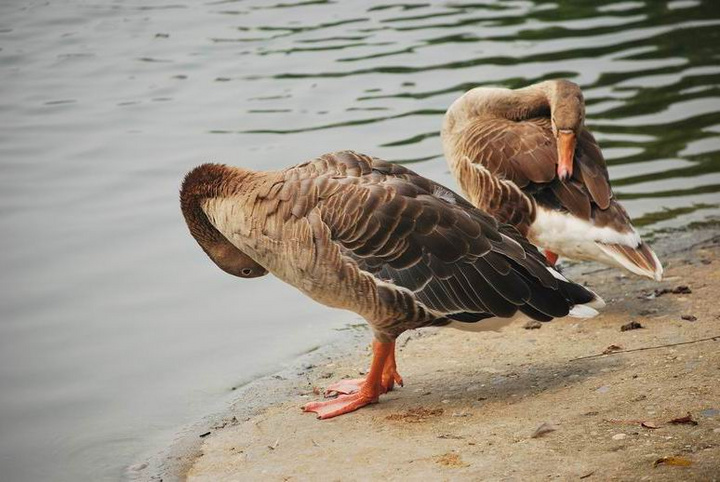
[304,339,396,419]
[303,392,378,419]
[324,378,365,397]
[325,370,404,396]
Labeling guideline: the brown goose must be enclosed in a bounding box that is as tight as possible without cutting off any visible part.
[180,150,604,419]
[442,80,662,280]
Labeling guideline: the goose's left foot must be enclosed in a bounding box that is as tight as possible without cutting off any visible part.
[303,392,379,419]
[324,378,365,397]
[304,339,394,419]
[324,341,402,397]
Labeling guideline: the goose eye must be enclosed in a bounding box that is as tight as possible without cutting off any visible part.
[241,268,253,276]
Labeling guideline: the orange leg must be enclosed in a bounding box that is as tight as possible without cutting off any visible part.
[382,341,404,391]
[303,340,393,419]
[324,341,403,397]
[544,249,559,267]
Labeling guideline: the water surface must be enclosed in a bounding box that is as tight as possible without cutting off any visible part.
[1,0,719,480]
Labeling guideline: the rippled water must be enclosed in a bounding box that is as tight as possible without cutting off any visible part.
[1,0,719,480]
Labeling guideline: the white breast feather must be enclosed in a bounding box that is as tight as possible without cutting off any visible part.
[531,207,641,249]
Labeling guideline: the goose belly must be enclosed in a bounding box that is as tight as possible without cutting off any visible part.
[446,315,518,333]
[527,207,641,263]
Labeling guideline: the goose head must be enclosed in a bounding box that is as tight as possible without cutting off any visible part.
[180,163,268,279]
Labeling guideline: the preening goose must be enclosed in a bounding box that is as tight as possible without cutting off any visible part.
[181,150,604,419]
[442,80,663,280]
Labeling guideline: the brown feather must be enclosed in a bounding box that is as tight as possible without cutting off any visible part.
[183,150,601,344]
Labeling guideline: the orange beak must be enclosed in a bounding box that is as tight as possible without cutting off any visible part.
[556,130,576,181]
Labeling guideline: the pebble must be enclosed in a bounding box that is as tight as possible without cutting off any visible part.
[620,320,643,331]
[524,320,542,330]
[612,433,627,440]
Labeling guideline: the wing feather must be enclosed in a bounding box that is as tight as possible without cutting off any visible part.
[310,151,590,322]
[460,117,622,230]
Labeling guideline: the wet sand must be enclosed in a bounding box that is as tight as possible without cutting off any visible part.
[161,226,720,481]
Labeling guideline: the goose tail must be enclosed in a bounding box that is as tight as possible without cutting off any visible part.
[545,265,605,319]
[596,242,663,281]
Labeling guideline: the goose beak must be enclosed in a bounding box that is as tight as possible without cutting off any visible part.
[557,130,576,181]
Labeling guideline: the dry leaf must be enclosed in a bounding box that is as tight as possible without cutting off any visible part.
[435,452,468,468]
[654,456,692,467]
[668,413,698,425]
[531,422,557,438]
[602,344,623,354]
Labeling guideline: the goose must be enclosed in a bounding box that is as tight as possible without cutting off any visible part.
[180,150,604,419]
[442,80,663,280]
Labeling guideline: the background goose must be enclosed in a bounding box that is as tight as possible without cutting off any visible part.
[181,150,603,419]
[442,80,662,281]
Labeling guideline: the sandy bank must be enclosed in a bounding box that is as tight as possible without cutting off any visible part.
[178,226,720,481]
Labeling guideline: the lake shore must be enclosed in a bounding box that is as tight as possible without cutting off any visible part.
[154,225,720,481]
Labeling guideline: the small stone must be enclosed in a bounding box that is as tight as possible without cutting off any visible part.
[612,433,627,440]
[681,315,697,322]
[596,385,610,394]
[621,321,644,332]
[524,320,542,330]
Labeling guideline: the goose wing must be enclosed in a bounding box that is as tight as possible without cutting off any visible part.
[461,117,620,228]
[313,151,596,322]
